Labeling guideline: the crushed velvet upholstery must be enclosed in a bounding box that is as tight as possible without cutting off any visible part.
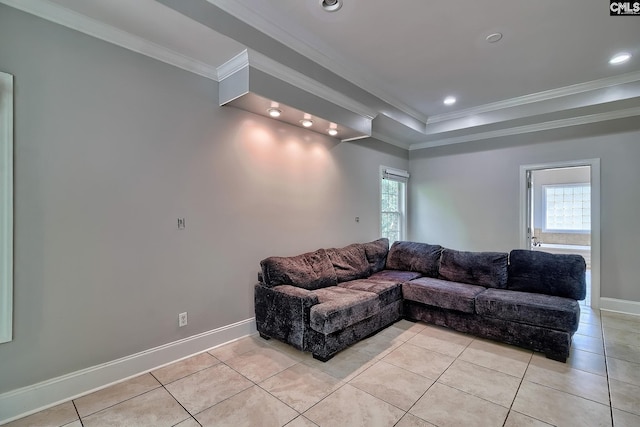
[309,287,380,335]
[404,301,572,361]
[254,284,319,350]
[369,269,422,283]
[403,277,486,314]
[338,279,402,306]
[385,241,443,277]
[255,239,585,362]
[508,250,587,300]
[306,301,403,361]
[476,288,580,332]
[439,249,508,289]
[326,244,370,283]
[260,248,338,290]
[361,238,390,274]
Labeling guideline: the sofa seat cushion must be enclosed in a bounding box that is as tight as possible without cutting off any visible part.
[439,249,508,289]
[369,270,422,283]
[476,288,580,332]
[338,279,402,306]
[403,277,486,313]
[310,287,380,335]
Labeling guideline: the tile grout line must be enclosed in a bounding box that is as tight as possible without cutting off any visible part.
[380,327,541,425]
[70,401,84,427]
[252,358,322,417]
[205,337,310,422]
[185,361,257,421]
[601,309,616,427]
[503,351,547,427]
[400,334,474,424]
[509,314,613,421]
[189,345,306,425]
[277,377,350,423]
[279,339,415,423]
[17,315,640,427]
[149,371,202,427]
[305,354,408,422]
[502,307,608,426]
[72,379,164,422]
[522,375,611,407]
[73,352,223,425]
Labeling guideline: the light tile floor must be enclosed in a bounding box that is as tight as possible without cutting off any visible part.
[7,307,640,427]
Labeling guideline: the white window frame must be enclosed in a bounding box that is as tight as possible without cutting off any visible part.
[542,182,591,233]
[0,71,13,344]
[380,166,408,244]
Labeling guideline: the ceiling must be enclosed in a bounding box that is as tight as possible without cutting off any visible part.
[4,0,640,149]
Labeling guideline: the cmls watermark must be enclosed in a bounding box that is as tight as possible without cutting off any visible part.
[610,1,640,15]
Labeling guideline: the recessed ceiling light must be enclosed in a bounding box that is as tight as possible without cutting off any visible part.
[609,52,631,65]
[443,96,456,106]
[320,0,342,12]
[267,108,282,118]
[486,32,503,43]
[300,119,314,128]
[327,129,338,136]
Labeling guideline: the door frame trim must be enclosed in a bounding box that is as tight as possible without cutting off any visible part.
[519,159,600,309]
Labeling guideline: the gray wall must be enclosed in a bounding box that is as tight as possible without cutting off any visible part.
[0,5,408,394]
[409,128,640,302]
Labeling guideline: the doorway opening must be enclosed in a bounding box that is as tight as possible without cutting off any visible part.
[520,159,600,309]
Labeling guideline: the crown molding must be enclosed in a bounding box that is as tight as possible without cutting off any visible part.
[217,50,249,81]
[427,70,640,124]
[206,0,428,123]
[0,0,220,81]
[411,106,640,150]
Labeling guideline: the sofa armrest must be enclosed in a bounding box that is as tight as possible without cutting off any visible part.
[254,284,319,351]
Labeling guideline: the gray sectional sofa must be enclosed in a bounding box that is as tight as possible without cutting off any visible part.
[254,239,586,362]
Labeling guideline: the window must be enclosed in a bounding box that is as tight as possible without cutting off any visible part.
[543,183,590,232]
[380,167,408,244]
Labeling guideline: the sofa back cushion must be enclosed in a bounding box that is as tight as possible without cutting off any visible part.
[385,241,443,277]
[260,248,338,290]
[439,249,509,289]
[326,244,370,283]
[361,238,389,274]
[507,249,586,300]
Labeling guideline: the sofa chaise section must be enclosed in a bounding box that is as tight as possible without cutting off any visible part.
[255,238,402,361]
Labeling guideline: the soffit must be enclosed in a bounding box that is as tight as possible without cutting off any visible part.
[4,0,640,149]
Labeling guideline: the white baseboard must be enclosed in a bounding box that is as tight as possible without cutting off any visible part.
[599,298,640,317]
[0,318,257,425]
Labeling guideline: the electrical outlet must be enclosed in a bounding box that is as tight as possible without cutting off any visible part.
[178,312,188,327]
[177,218,185,230]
